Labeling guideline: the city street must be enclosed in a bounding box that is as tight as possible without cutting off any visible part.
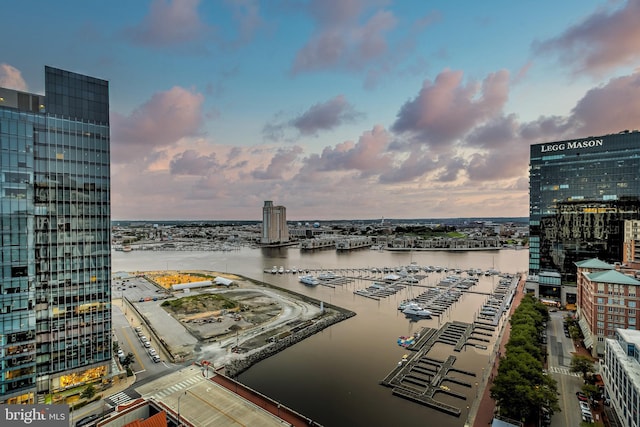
[546,310,587,427]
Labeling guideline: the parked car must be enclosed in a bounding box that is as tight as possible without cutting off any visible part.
[576,391,588,402]
[148,348,157,356]
[143,340,151,348]
[152,355,161,363]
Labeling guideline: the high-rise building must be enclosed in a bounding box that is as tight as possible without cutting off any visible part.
[261,201,289,244]
[0,66,111,403]
[529,131,640,302]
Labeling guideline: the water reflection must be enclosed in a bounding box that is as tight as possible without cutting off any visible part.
[113,247,528,427]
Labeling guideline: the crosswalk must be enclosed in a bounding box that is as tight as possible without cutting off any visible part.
[148,374,203,400]
[547,366,582,377]
[105,390,140,408]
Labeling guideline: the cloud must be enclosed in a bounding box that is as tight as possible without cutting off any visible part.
[0,63,28,91]
[110,86,204,164]
[534,1,640,75]
[124,0,213,48]
[391,69,510,150]
[252,146,303,179]
[227,0,266,46]
[299,125,393,176]
[291,0,397,74]
[569,71,640,135]
[170,149,219,175]
[263,95,363,140]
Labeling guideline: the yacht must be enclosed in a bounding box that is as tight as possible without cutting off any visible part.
[299,275,320,286]
[402,302,432,318]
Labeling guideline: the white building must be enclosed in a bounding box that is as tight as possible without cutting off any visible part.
[261,201,289,244]
[601,328,640,427]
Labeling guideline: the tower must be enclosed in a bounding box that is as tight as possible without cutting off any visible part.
[0,66,111,402]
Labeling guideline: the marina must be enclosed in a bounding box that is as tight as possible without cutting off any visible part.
[113,245,529,427]
[381,322,478,416]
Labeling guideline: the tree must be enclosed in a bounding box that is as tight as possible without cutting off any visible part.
[570,355,595,381]
[80,384,96,400]
[120,352,135,370]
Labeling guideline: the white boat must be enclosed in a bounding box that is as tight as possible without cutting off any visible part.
[398,300,418,310]
[278,266,284,274]
[299,275,319,286]
[402,305,432,318]
[271,266,278,274]
[318,271,336,280]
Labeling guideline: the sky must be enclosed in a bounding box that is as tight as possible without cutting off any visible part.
[2,0,640,221]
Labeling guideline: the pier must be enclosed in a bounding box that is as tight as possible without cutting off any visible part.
[381,322,477,416]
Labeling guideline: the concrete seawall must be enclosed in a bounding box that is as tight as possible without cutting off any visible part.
[225,310,355,377]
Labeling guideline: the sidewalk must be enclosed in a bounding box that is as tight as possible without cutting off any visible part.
[472,274,527,427]
[69,360,137,424]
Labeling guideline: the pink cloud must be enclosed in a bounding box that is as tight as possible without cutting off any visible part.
[170,149,219,175]
[252,146,303,179]
[124,0,213,48]
[291,0,397,74]
[0,63,28,91]
[391,69,510,149]
[534,1,640,75]
[299,125,393,176]
[111,86,204,164]
[569,71,640,135]
[264,95,363,140]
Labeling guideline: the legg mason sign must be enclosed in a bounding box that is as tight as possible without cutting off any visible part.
[540,139,603,153]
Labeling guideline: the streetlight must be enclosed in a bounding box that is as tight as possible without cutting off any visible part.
[177,391,186,426]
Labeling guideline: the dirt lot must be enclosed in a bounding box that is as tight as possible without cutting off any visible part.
[163,289,284,341]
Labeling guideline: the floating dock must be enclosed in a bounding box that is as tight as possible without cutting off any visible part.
[381,322,478,416]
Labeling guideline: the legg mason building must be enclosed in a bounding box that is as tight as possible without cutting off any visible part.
[528,131,640,305]
[0,67,111,403]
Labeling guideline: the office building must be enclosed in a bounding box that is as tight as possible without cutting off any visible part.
[0,66,111,403]
[576,259,640,356]
[601,328,640,427]
[529,131,640,302]
[261,201,289,244]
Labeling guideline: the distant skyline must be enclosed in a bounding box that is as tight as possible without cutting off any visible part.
[2,0,640,220]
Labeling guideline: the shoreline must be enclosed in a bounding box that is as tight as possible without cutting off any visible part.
[128,270,356,373]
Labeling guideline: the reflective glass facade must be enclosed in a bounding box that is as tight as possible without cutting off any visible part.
[0,67,110,403]
[529,132,640,282]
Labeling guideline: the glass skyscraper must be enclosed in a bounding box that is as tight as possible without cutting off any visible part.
[0,66,111,403]
[529,131,640,286]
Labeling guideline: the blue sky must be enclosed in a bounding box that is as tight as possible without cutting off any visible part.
[2,0,640,220]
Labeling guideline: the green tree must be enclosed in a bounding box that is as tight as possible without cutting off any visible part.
[80,384,96,400]
[120,352,135,370]
[570,355,595,381]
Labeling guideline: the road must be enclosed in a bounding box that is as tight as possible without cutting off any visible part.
[546,310,586,427]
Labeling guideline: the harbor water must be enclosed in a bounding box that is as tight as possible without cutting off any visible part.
[113,246,529,427]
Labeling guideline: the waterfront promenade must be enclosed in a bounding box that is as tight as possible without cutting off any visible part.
[471,273,526,427]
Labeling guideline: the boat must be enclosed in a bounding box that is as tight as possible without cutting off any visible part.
[299,275,320,286]
[271,266,278,274]
[403,306,432,318]
[401,302,432,317]
[318,271,336,280]
[122,245,132,252]
[278,266,284,274]
[397,336,415,347]
[398,300,417,310]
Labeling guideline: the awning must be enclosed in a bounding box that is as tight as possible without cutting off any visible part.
[578,317,594,349]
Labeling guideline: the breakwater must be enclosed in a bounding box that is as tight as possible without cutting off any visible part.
[225,310,355,377]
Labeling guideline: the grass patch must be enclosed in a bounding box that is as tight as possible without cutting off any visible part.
[161,293,238,313]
